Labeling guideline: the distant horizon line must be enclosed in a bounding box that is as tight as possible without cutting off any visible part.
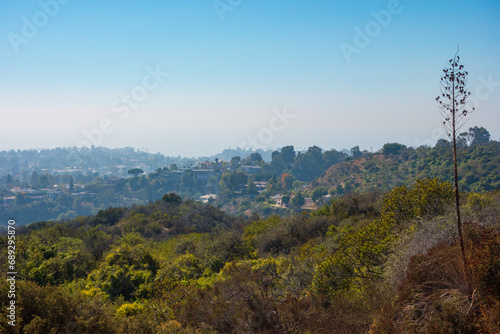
[0,144,360,159]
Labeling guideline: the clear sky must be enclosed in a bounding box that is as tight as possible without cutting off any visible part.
[1,0,499,157]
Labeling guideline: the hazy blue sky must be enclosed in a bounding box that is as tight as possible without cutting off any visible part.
[1,0,499,157]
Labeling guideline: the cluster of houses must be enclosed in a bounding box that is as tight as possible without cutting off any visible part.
[2,186,88,205]
[270,194,319,211]
[156,161,262,183]
[3,157,333,213]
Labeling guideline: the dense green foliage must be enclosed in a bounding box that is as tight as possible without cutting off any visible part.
[1,181,499,333]
[314,141,500,194]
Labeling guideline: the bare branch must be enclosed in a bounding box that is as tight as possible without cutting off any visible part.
[436,48,471,273]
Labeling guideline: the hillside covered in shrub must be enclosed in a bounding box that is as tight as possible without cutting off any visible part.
[1,179,499,333]
[313,141,500,195]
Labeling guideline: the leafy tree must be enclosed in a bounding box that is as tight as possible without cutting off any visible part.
[322,149,346,169]
[311,187,328,203]
[30,171,39,188]
[230,156,241,170]
[5,174,12,186]
[246,179,259,195]
[280,145,296,167]
[350,146,362,158]
[69,176,75,193]
[270,153,285,176]
[436,49,474,268]
[95,207,127,226]
[381,178,453,224]
[382,143,407,155]
[291,192,305,208]
[291,146,324,181]
[220,172,248,192]
[249,152,263,163]
[282,173,295,190]
[15,192,28,205]
[461,126,491,146]
[255,194,266,202]
[281,195,290,206]
[270,146,296,176]
[128,168,144,177]
[162,192,182,205]
[39,173,54,188]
